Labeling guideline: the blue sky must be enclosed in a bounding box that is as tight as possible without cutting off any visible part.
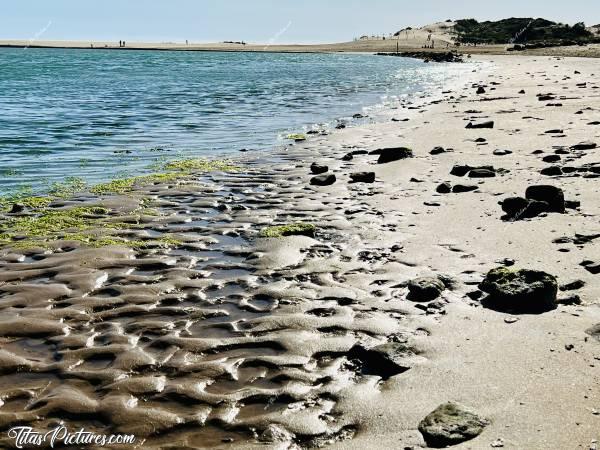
[2,0,599,43]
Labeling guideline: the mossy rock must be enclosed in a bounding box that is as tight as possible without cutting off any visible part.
[479,267,558,314]
[419,402,489,448]
[259,223,315,238]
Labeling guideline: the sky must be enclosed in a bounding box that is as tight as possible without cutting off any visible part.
[2,0,600,44]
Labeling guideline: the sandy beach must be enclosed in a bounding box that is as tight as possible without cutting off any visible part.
[0,53,599,450]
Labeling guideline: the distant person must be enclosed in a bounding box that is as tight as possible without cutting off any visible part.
[119,40,122,47]
[186,40,188,45]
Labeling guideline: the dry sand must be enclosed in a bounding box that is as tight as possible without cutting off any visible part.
[0,54,599,449]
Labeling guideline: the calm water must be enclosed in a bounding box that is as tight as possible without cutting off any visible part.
[0,48,471,195]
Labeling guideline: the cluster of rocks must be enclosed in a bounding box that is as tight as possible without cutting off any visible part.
[500,185,578,221]
[309,146,414,186]
[509,40,592,51]
[376,51,463,63]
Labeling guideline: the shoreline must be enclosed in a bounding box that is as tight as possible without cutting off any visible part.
[2,39,600,57]
[0,54,599,449]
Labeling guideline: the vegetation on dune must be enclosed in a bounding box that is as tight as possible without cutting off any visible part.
[454,18,593,44]
[259,223,316,238]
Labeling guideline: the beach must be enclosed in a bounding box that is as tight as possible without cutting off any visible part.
[0,53,599,450]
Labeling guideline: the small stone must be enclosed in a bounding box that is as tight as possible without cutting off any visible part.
[491,438,505,448]
[571,141,597,151]
[373,147,414,164]
[493,149,512,156]
[436,182,452,194]
[541,166,563,176]
[259,424,295,443]
[418,402,489,448]
[349,172,376,183]
[310,174,336,186]
[469,168,496,178]
[565,344,575,351]
[430,146,446,155]
[407,277,446,302]
[476,86,486,94]
[504,317,519,324]
[9,203,25,214]
[466,121,494,129]
[453,184,478,193]
[310,163,329,174]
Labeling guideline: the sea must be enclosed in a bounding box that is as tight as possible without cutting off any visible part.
[0,48,475,195]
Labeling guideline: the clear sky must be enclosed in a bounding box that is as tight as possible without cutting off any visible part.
[2,0,600,44]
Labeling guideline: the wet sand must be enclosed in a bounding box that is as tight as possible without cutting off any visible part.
[0,55,599,449]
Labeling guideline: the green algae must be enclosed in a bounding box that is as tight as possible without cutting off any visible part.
[259,223,316,238]
[90,173,184,195]
[286,133,307,141]
[162,158,239,172]
[0,205,181,251]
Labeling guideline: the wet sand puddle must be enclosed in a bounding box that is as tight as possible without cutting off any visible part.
[0,144,430,449]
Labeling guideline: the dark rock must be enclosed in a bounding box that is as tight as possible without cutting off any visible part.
[557,294,581,306]
[479,267,558,314]
[493,149,513,156]
[466,121,494,129]
[476,86,486,94]
[475,138,487,143]
[353,113,365,119]
[538,94,556,101]
[525,185,565,213]
[410,177,424,183]
[418,402,489,448]
[375,147,414,164]
[453,184,478,193]
[586,324,600,342]
[541,166,563,176]
[468,168,496,178]
[583,261,600,275]
[545,129,564,134]
[9,203,25,214]
[436,183,452,194]
[310,174,336,186]
[347,343,418,380]
[430,146,446,155]
[501,197,530,218]
[407,277,446,302]
[342,153,354,161]
[310,163,329,174]
[350,172,376,183]
[560,280,585,291]
[519,89,526,94]
[335,123,346,129]
[570,141,597,151]
[450,165,472,177]
[543,155,561,163]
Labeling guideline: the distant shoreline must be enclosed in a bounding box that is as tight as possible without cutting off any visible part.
[1,39,600,57]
